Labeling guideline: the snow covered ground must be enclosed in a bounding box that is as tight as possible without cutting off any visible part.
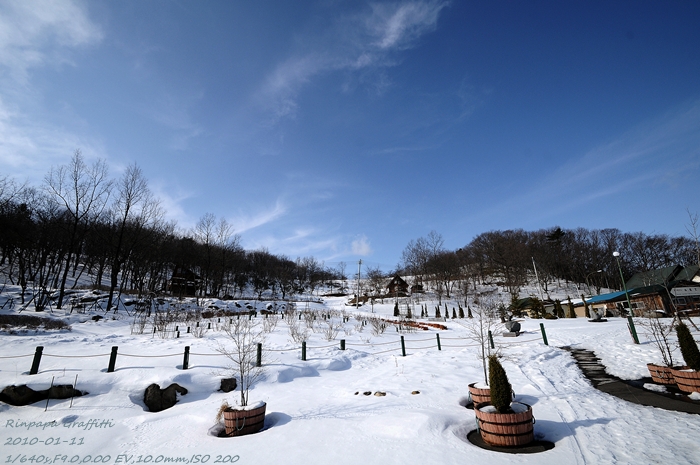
[2,290,700,465]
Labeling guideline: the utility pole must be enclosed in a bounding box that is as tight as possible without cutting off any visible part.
[532,257,545,301]
[356,259,362,309]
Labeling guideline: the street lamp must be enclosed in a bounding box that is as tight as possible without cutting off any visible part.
[585,269,602,294]
[613,251,639,344]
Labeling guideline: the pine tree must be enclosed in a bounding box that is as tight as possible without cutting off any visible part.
[452,308,457,319]
[435,306,441,318]
[406,305,412,319]
[393,302,400,317]
[676,322,700,371]
[555,300,565,318]
[458,306,465,318]
[467,306,473,318]
[581,294,591,318]
[567,297,576,318]
[488,355,512,413]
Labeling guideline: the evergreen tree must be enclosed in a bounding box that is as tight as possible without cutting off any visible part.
[458,306,465,318]
[581,294,591,318]
[452,308,457,319]
[435,306,441,318]
[676,322,700,371]
[567,297,576,318]
[467,306,473,318]
[488,355,512,413]
[393,302,400,317]
[555,300,565,318]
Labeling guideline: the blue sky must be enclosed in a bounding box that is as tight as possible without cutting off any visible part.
[1,1,699,271]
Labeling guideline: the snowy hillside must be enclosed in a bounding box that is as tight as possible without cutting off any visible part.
[2,285,700,465]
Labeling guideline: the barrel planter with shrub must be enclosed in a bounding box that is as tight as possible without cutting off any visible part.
[673,322,700,393]
[646,363,680,385]
[670,368,700,394]
[474,355,535,447]
[468,383,490,405]
[474,401,534,447]
[218,401,267,437]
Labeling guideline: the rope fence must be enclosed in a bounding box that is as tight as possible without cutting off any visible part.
[9,326,548,376]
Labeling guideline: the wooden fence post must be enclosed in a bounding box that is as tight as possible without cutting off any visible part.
[30,346,43,375]
[107,346,118,373]
[540,323,548,346]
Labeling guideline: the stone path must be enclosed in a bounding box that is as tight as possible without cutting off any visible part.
[562,346,700,415]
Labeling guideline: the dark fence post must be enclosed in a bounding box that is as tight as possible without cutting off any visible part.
[107,346,118,373]
[540,323,549,346]
[183,346,190,370]
[340,339,346,351]
[301,341,307,361]
[400,336,406,357]
[436,333,441,351]
[256,343,262,367]
[488,330,495,350]
[30,346,43,375]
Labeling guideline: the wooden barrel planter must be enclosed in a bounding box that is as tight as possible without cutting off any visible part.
[223,402,266,437]
[468,383,490,404]
[646,363,679,385]
[474,402,534,447]
[670,368,700,394]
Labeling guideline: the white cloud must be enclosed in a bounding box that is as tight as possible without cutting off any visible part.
[0,0,102,83]
[471,98,700,226]
[229,200,287,234]
[257,1,448,122]
[351,234,373,256]
[150,180,195,230]
[367,1,447,50]
[0,0,103,181]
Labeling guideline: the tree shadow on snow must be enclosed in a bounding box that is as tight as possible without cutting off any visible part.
[533,417,613,442]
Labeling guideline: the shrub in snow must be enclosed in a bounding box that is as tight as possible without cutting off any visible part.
[488,355,512,413]
[676,322,700,371]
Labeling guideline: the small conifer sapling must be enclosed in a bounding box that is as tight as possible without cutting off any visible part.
[676,322,700,371]
[488,355,512,413]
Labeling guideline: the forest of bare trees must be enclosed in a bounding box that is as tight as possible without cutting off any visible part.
[0,152,337,310]
[1,152,698,310]
[398,227,699,304]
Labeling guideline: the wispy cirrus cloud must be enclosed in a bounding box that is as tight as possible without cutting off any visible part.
[229,199,287,234]
[0,0,103,181]
[473,98,700,226]
[367,1,447,50]
[257,1,449,122]
[0,0,102,84]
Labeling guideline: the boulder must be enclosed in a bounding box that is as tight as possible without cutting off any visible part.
[143,383,188,412]
[505,321,521,333]
[0,384,84,406]
[220,378,237,393]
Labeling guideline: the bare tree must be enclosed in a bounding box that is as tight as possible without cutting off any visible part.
[459,292,505,385]
[336,261,347,293]
[217,317,267,407]
[105,164,162,311]
[44,150,112,309]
